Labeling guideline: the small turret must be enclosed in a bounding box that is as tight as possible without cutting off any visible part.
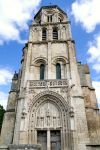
[11,71,18,92]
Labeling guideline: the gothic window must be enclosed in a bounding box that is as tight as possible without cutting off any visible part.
[53,27,58,40]
[56,63,61,79]
[42,28,47,41]
[40,64,45,80]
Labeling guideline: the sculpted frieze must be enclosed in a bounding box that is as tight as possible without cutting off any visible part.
[29,79,68,88]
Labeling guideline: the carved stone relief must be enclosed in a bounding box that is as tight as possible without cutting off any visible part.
[27,90,69,112]
[33,102,61,128]
[29,79,68,88]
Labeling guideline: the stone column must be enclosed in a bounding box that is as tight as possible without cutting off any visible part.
[47,42,52,79]
[47,26,52,41]
[47,130,50,150]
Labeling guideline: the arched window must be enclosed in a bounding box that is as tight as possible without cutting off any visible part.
[56,63,61,79]
[53,27,58,40]
[42,28,47,41]
[40,64,45,80]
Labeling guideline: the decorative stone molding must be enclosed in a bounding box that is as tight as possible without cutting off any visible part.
[29,79,68,89]
[35,102,61,128]
[69,107,74,117]
[28,90,69,111]
[52,56,68,65]
[26,90,73,148]
[32,57,48,66]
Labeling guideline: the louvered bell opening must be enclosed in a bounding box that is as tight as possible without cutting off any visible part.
[53,29,58,40]
[42,29,47,41]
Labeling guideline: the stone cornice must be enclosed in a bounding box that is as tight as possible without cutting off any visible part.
[30,21,71,27]
[27,39,74,45]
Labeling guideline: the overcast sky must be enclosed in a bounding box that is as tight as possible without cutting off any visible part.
[0,0,100,109]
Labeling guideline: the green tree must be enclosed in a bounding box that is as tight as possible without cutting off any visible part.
[0,105,5,134]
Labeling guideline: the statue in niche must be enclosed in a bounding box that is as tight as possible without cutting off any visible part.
[61,26,66,39]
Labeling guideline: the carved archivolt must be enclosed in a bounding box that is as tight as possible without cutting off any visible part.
[32,57,48,67]
[28,90,69,112]
[28,91,71,131]
[26,91,73,147]
[52,56,68,65]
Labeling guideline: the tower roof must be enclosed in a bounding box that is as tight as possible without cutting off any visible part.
[34,5,67,19]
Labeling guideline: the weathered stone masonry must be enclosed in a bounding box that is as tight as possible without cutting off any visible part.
[0,5,100,150]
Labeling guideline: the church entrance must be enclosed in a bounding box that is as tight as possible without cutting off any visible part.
[37,130,61,150]
[51,130,61,150]
[30,95,70,150]
[37,131,47,150]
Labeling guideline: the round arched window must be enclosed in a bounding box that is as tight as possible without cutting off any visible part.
[40,64,45,80]
[56,63,61,79]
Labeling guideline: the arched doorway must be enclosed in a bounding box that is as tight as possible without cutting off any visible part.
[36,101,61,150]
[29,91,72,150]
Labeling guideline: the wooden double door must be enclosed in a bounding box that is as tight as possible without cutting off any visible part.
[37,130,61,150]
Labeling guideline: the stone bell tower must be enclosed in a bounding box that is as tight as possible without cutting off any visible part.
[0,5,100,150]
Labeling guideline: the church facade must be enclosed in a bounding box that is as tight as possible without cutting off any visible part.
[0,5,100,150]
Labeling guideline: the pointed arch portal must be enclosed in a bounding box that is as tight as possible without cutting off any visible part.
[28,91,73,150]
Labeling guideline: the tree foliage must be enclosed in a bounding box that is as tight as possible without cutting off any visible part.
[0,105,5,133]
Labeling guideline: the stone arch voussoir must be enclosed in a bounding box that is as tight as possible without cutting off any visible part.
[28,90,70,114]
